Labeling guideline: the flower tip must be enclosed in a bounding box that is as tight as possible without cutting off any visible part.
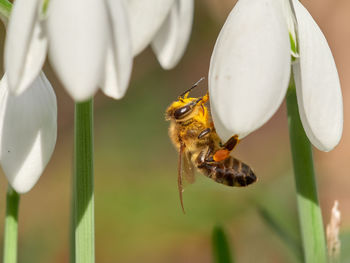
[301,111,343,152]
[9,180,36,194]
[314,139,341,153]
[70,92,94,103]
[62,83,96,102]
[151,0,194,70]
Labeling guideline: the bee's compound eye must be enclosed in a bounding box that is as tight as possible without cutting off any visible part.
[174,105,192,119]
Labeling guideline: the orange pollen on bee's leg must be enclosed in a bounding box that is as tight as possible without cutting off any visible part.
[213,149,230,162]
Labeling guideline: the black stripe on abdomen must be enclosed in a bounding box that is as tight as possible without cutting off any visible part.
[197,157,257,187]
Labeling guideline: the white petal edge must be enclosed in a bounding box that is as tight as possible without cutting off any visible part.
[151,0,194,70]
[5,0,48,95]
[292,0,343,151]
[0,73,57,193]
[47,0,108,101]
[126,0,175,56]
[101,0,133,99]
[209,0,291,141]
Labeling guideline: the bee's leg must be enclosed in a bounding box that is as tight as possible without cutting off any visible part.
[205,146,213,160]
[201,92,209,103]
[202,145,219,163]
[222,135,239,151]
[198,128,211,139]
[195,146,213,166]
[213,135,239,162]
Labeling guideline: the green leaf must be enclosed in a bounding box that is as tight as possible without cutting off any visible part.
[212,225,234,263]
[340,231,350,263]
[258,206,302,262]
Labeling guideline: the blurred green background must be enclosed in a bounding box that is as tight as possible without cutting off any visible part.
[0,0,350,262]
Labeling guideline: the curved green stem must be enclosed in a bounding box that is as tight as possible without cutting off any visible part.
[286,75,327,263]
[74,99,94,263]
[3,186,20,263]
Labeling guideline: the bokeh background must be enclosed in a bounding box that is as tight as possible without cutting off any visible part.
[0,0,349,262]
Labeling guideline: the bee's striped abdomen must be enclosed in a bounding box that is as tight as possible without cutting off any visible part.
[197,156,257,187]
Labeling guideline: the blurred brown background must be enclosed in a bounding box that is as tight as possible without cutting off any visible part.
[0,0,349,262]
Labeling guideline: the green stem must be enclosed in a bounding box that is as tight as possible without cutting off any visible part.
[3,186,20,263]
[74,99,94,263]
[0,0,11,25]
[286,75,327,263]
[70,174,76,263]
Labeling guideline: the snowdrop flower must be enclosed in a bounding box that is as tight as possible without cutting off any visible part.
[0,73,57,193]
[5,0,194,102]
[126,0,194,69]
[209,0,343,151]
[5,0,132,101]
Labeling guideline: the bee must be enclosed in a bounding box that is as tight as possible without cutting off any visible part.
[165,77,257,212]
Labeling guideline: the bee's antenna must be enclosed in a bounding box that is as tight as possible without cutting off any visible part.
[179,77,205,98]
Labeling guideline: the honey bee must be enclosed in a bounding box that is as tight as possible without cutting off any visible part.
[165,78,257,212]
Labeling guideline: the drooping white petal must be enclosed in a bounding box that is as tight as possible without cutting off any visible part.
[126,0,175,56]
[47,0,108,101]
[292,0,343,151]
[0,73,57,193]
[209,0,291,141]
[101,0,133,99]
[151,0,194,69]
[5,0,48,95]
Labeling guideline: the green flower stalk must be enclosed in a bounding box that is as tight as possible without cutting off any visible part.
[74,99,95,263]
[3,186,20,263]
[286,76,327,263]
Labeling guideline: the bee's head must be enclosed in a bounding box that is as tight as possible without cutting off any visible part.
[165,97,201,121]
[165,78,208,122]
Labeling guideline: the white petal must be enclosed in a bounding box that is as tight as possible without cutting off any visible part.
[0,73,57,193]
[209,0,291,141]
[47,0,108,101]
[292,0,343,151]
[126,0,175,55]
[151,0,194,69]
[101,0,133,99]
[5,0,48,95]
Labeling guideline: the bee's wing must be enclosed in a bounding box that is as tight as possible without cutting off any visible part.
[182,151,196,185]
[178,144,186,213]
[178,144,196,213]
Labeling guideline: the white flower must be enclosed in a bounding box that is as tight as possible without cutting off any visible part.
[208,0,343,152]
[0,73,57,193]
[5,0,132,101]
[126,0,194,69]
[5,0,194,102]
